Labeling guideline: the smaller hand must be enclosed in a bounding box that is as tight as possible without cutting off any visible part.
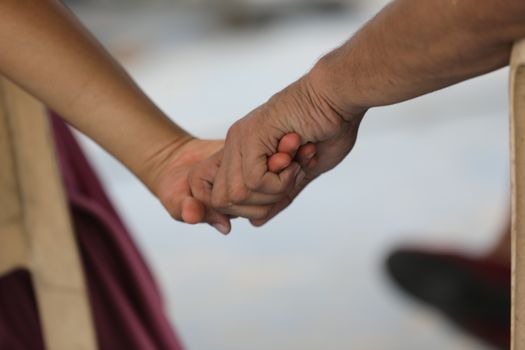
[151,134,301,235]
[152,138,232,234]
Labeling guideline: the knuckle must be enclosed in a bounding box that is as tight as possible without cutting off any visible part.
[226,121,242,140]
[280,178,293,192]
[229,186,249,204]
[245,175,263,191]
[269,180,289,196]
[187,171,200,191]
[211,194,230,210]
[190,178,210,203]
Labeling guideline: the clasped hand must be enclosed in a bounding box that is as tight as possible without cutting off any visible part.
[154,73,365,235]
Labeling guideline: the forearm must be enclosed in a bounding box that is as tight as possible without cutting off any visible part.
[311,0,525,116]
[0,0,189,189]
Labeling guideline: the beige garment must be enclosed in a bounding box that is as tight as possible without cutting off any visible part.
[0,78,96,350]
[510,39,525,350]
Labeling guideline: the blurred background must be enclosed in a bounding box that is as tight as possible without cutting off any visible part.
[65,0,510,349]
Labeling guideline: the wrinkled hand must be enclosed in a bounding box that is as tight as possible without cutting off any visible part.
[152,137,298,235]
[190,73,366,226]
[186,133,303,228]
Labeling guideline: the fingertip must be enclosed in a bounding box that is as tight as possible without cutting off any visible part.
[268,152,292,173]
[278,133,301,155]
[215,215,231,235]
[297,142,316,156]
[306,155,319,169]
[212,222,231,235]
[206,209,232,235]
[250,218,267,227]
[181,197,205,224]
[297,143,317,167]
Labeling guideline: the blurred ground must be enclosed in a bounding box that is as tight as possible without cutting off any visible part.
[70,2,508,349]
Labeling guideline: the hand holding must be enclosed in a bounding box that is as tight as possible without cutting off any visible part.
[150,138,232,234]
[194,72,366,224]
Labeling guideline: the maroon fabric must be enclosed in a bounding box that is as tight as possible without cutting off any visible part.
[0,113,184,350]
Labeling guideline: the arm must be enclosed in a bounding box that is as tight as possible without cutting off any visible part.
[202,0,525,224]
[0,0,235,231]
[0,0,183,189]
[313,0,525,116]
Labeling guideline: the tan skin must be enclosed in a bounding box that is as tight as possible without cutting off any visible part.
[0,0,302,235]
[3,0,523,234]
[194,0,525,226]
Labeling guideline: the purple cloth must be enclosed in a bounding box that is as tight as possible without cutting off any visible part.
[0,113,184,350]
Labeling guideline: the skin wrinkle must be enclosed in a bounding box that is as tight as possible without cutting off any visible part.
[4,0,525,227]
[211,0,525,226]
[264,95,295,140]
[319,0,525,114]
[143,135,194,194]
[258,105,286,155]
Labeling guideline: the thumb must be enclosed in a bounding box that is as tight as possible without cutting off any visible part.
[267,133,302,173]
[188,150,232,235]
[181,196,206,224]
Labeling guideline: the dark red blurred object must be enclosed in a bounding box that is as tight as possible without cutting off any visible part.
[0,113,184,350]
[386,248,510,349]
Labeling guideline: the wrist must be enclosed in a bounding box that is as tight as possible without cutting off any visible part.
[307,50,368,123]
[138,133,195,195]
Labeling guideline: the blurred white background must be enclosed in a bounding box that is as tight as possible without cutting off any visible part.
[68,1,508,349]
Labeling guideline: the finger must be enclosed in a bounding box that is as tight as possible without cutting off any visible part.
[236,191,288,205]
[242,133,292,194]
[204,207,232,235]
[193,156,283,207]
[244,157,301,194]
[305,155,319,170]
[189,150,222,205]
[220,139,296,206]
[267,133,302,173]
[189,181,232,235]
[229,169,298,205]
[165,181,200,223]
[181,197,206,224]
[268,152,292,173]
[167,191,208,226]
[186,151,233,235]
[225,139,253,204]
[211,144,236,208]
[219,204,274,221]
[258,161,301,194]
[180,195,231,235]
[296,143,317,168]
[277,133,301,155]
[250,177,311,227]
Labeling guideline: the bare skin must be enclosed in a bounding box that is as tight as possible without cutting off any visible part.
[195,0,525,225]
[0,0,302,234]
[2,0,522,234]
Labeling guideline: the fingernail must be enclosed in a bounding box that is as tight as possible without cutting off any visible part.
[213,223,230,235]
[305,152,315,160]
